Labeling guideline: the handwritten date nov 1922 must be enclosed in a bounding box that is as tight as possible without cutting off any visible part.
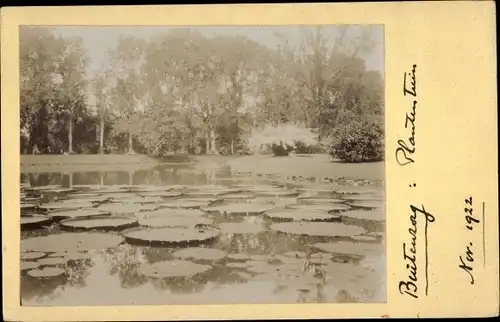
[399,204,435,299]
[396,64,417,166]
[458,197,480,285]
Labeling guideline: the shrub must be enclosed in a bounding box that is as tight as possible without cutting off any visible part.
[328,118,384,162]
[247,123,318,156]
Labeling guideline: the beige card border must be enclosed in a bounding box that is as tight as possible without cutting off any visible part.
[2,2,498,320]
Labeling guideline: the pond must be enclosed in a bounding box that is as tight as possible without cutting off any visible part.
[20,163,386,306]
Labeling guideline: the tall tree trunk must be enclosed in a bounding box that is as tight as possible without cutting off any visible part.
[210,129,219,155]
[99,117,105,154]
[128,130,134,154]
[68,113,73,154]
[231,139,234,155]
[205,130,211,154]
[100,172,104,186]
[128,171,133,185]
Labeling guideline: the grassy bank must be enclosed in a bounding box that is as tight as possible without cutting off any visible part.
[224,154,384,181]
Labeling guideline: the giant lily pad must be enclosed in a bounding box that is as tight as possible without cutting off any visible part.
[220,193,256,200]
[286,203,348,214]
[254,190,299,197]
[27,267,65,278]
[139,216,212,228]
[218,222,266,234]
[344,194,384,201]
[39,200,96,211]
[21,203,38,211]
[24,185,60,192]
[227,253,250,261]
[334,187,380,195]
[129,185,172,193]
[138,259,212,278]
[21,232,124,253]
[60,216,139,231]
[123,227,220,246]
[182,197,220,204]
[297,197,345,204]
[91,186,130,194]
[37,257,66,266]
[202,203,273,215]
[143,208,205,218]
[347,200,385,209]
[95,203,152,215]
[67,195,111,204]
[270,222,366,237]
[265,210,340,222]
[158,200,210,209]
[21,252,46,260]
[139,191,182,198]
[341,209,385,222]
[227,262,249,269]
[312,241,384,257]
[111,196,163,204]
[21,215,53,230]
[21,261,41,271]
[173,247,227,261]
[49,209,110,220]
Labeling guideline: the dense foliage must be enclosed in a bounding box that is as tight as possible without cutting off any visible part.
[20,26,384,161]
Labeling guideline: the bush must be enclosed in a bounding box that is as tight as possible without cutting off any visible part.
[328,119,384,162]
[247,123,318,156]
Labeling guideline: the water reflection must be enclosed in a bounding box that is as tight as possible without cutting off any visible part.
[20,163,386,306]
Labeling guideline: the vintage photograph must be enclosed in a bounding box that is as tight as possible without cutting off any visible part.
[19,25,385,306]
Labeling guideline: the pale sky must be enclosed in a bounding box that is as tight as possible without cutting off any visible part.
[45,25,384,110]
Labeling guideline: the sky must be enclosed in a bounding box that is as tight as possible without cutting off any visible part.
[49,25,384,77]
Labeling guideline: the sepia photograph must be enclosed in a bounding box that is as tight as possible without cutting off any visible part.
[19,24,385,306]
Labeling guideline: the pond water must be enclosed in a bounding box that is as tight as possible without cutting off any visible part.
[20,163,386,306]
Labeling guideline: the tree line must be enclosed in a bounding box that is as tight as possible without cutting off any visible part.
[20,26,384,157]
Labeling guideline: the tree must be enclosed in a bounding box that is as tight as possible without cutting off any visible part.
[108,35,148,154]
[92,70,113,154]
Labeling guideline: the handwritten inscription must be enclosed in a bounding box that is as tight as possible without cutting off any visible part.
[396,64,417,166]
[458,197,480,285]
[399,204,436,299]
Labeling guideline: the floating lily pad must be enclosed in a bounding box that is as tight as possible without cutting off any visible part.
[110,196,163,204]
[312,241,384,257]
[334,187,380,195]
[265,210,339,222]
[227,262,249,268]
[27,267,65,278]
[297,197,345,204]
[39,188,75,195]
[202,203,273,215]
[347,200,384,209]
[21,215,53,230]
[270,222,366,237]
[60,216,139,231]
[143,208,205,218]
[123,227,220,247]
[25,185,60,192]
[138,260,212,278]
[39,201,95,211]
[21,261,40,271]
[139,216,212,228]
[21,232,124,253]
[95,203,150,215]
[254,190,299,197]
[286,203,347,214]
[139,191,182,198]
[49,209,110,220]
[218,222,266,234]
[37,257,66,266]
[158,200,210,209]
[344,194,384,201]
[173,247,227,261]
[67,196,111,203]
[220,193,256,200]
[21,252,46,260]
[21,203,38,211]
[227,253,250,261]
[341,209,385,222]
[350,235,379,242]
[182,197,220,204]
[129,185,172,193]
